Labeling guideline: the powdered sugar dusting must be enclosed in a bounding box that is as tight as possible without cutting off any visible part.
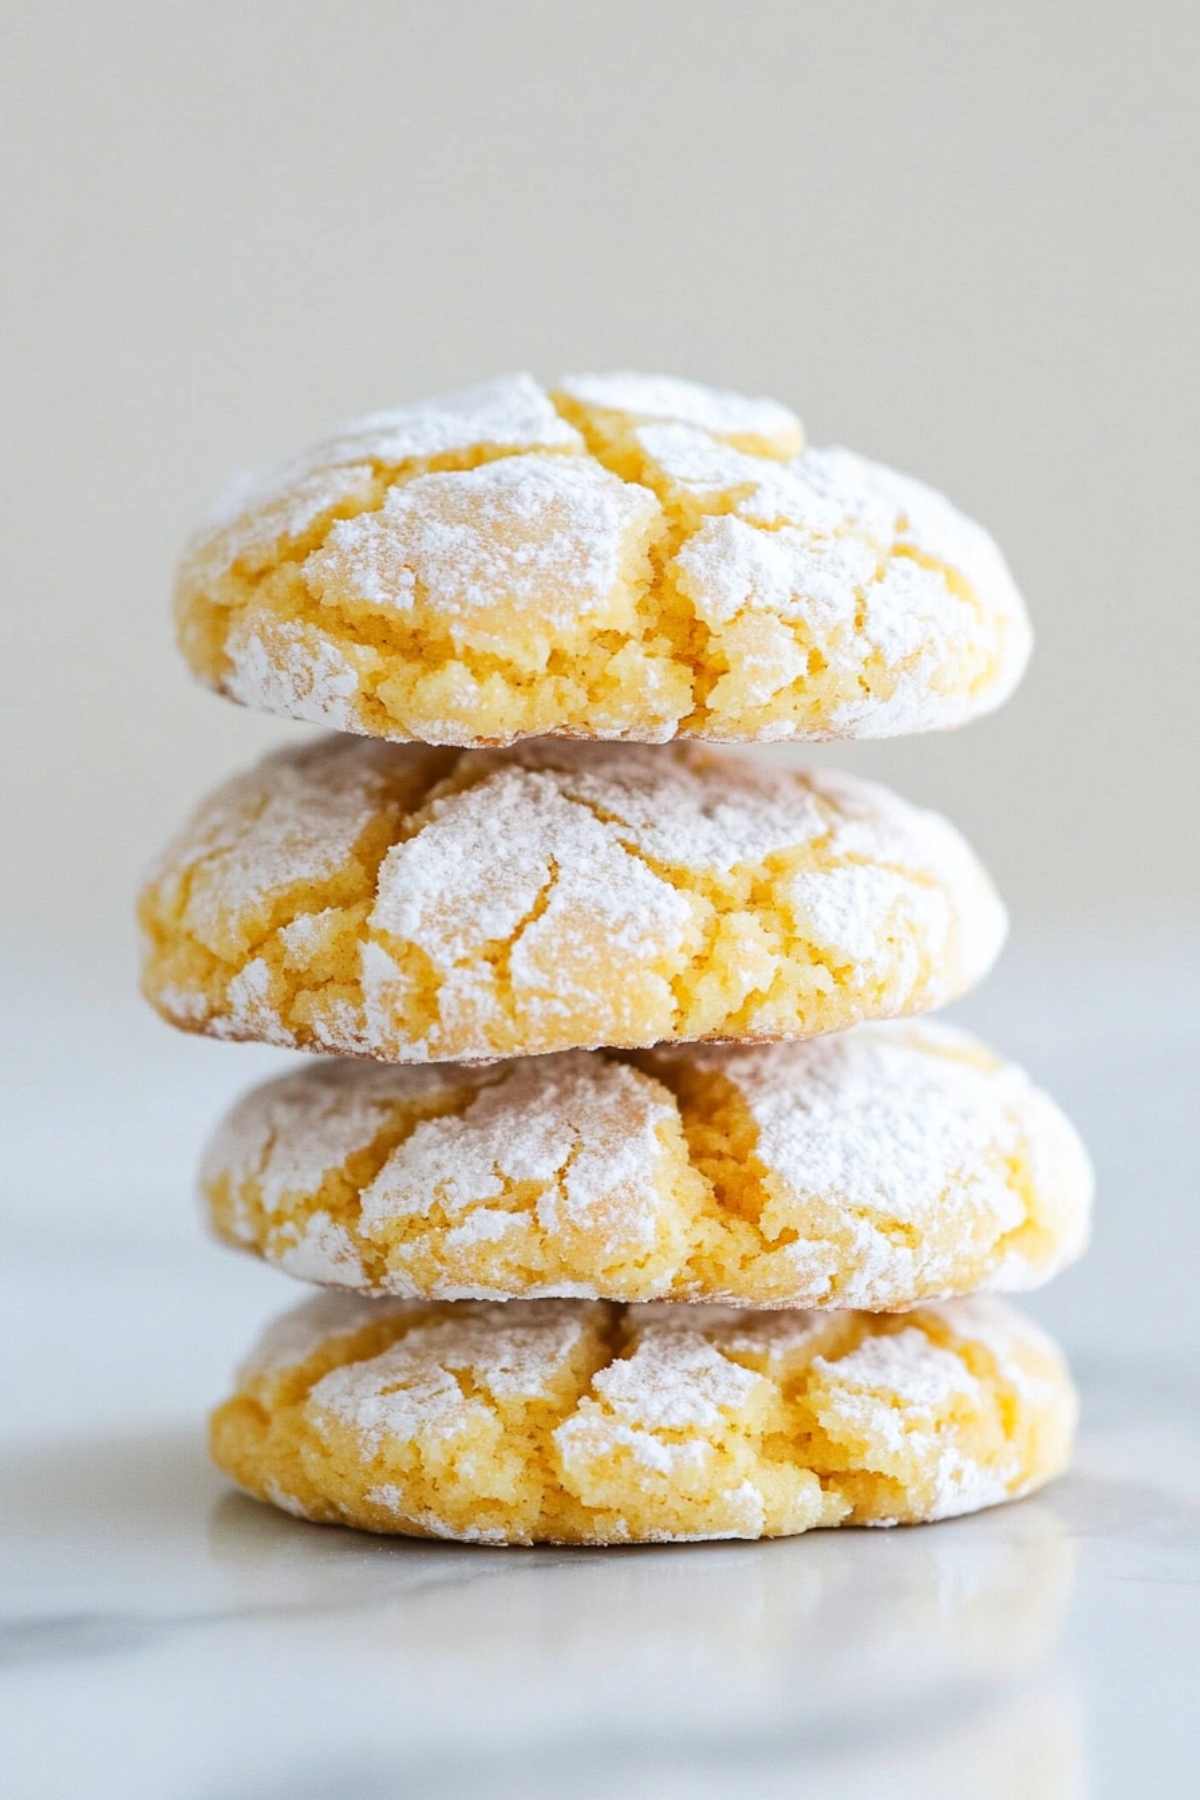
[202,375,580,536]
[932,1295,1071,1403]
[502,740,828,872]
[808,1324,1010,1520]
[558,371,801,449]
[204,1059,445,1226]
[312,1301,594,1445]
[693,1307,833,1376]
[202,1018,1089,1308]
[646,1022,1045,1305]
[367,1493,511,1545]
[241,1290,410,1381]
[183,375,582,590]
[817,1326,983,1412]
[318,373,583,467]
[637,424,815,525]
[805,447,1021,614]
[590,1327,764,1430]
[369,761,694,1033]
[721,1023,1023,1205]
[276,1212,368,1286]
[190,461,377,587]
[805,772,1008,990]
[661,437,1030,739]
[787,866,945,997]
[306,455,660,645]
[674,514,876,629]
[360,1052,669,1254]
[223,615,362,730]
[167,738,398,957]
[213,959,295,1047]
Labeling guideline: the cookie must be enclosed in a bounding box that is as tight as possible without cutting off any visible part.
[176,371,1030,748]
[139,736,1006,1063]
[201,1022,1092,1309]
[210,1292,1075,1543]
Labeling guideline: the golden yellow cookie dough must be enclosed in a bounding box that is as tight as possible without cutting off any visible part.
[201,1022,1092,1309]
[211,1292,1076,1544]
[139,737,1006,1063]
[176,371,1031,748]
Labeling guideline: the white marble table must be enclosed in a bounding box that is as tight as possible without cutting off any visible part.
[4,935,1199,1797]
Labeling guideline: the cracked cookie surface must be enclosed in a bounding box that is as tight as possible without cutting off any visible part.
[201,1022,1091,1308]
[210,1292,1075,1543]
[176,372,1031,747]
[139,737,1006,1062]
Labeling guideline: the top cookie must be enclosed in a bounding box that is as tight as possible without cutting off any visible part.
[176,371,1031,748]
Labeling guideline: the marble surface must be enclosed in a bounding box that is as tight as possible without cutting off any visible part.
[3,933,1200,1798]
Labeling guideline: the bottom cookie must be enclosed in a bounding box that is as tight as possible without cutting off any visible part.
[211,1294,1075,1545]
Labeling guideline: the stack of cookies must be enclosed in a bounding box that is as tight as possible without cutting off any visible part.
[141,372,1092,1545]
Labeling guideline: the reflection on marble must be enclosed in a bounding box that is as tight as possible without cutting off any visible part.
[7,1324,1200,1800]
[2,1411,1084,1800]
[8,1298,1200,1800]
[207,1492,1075,1690]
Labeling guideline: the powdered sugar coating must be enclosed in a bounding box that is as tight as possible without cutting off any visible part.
[275,1213,368,1286]
[557,371,802,453]
[667,440,1030,740]
[200,1057,463,1240]
[504,738,828,870]
[238,1289,410,1383]
[730,1024,1016,1220]
[212,1293,1076,1543]
[223,617,364,731]
[586,1327,764,1431]
[190,462,378,592]
[636,423,821,526]
[806,1327,1000,1520]
[313,1302,595,1446]
[306,455,660,651]
[200,1021,1091,1308]
[176,370,1030,748]
[180,374,583,612]
[141,738,1007,1064]
[316,372,582,468]
[360,1053,668,1249]
[368,758,694,978]
[145,737,402,962]
[196,375,579,543]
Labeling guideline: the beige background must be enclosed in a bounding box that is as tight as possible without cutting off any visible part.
[3,0,1198,977]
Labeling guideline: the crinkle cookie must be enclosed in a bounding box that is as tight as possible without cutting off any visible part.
[210,1292,1075,1543]
[176,371,1031,748]
[139,736,1006,1063]
[201,1022,1092,1309]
